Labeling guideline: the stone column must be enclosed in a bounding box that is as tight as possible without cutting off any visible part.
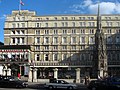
[53,68,58,79]
[33,68,37,82]
[28,68,33,82]
[7,68,11,76]
[76,68,80,83]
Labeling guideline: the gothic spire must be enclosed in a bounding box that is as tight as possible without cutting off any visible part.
[97,1,102,32]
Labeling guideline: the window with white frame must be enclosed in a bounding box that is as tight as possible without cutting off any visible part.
[89,29,94,34]
[44,46,49,50]
[80,29,85,34]
[89,37,94,43]
[44,54,49,61]
[53,46,58,50]
[21,37,25,44]
[44,30,49,34]
[53,30,58,34]
[107,22,112,26]
[45,23,48,27]
[80,22,86,27]
[72,29,76,34]
[44,37,49,44]
[36,30,40,34]
[17,38,20,44]
[35,46,40,50]
[12,38,15,44]
[21,23,25,28]
[63,29,67,34]
[71,46,76,50]
[80,37,85,44]
[35,54,40,61]
[116,22,120,26]
[107,29,112,33]
[54,37,58,43]
[62,46,67,50]
[12,23,16,28]
[17,23,20,28]
[36,23,39,27]
[71,37,76,43]
[62,37,67,43]
[36,37,40,43]
[65,22,68,27]
[72,22,75,27]
[54,23,57,27]
[80,45,85,49]
[62,22,64,27]
[53,54,58,61]
[88,22,95,27]
[62,54,67,60]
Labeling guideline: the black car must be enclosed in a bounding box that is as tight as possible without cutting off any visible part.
[0,76,28,88]
[87,80,108,90]
[88,77,120,90]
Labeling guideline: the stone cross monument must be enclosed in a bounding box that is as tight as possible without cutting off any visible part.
[93,2,108,78]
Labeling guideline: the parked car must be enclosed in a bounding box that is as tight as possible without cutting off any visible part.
[44,79,78,90]
[0,76,28,88]
[88,76,120,90]
[87,80,108,90]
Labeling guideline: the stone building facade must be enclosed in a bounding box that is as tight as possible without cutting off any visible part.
[3,10,120,82]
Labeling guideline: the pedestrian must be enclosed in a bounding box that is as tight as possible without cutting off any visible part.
[18,73,21,79]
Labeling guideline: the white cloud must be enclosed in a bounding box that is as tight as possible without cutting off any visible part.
[70,0,120,14]
[0,14,6,20]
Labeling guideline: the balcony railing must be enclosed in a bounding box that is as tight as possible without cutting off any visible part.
[0,58,28,64]
[29,61,92,67]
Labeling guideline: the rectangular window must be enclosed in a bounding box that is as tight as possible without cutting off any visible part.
[54,37,58,43]
[63,30,67,34]
[62,46,67,50]
[45,37,49,43]
[54,23,57,27]
[45,23,48,27]
[54,30,58,34]
[35,46,40,50]
[12,38,15,44]
[72,29,76,34]
[53,46,58,50]
[45,54,49,61]
[80,29,85,34]
[53,54,58,61]
[71,37,76,43]
[62,54,67,60]
[21,37,24,43]
[21,23,25,28]
[36,30,40,34]
[36,37,40,43]
[12,23,16,28]
[89,37,94,43]
[36,23,39,27]
[80,37,85,44]
[45,30,49,34]
[72,46,76,50]
[44,46,49,50]
[62,37,67,43]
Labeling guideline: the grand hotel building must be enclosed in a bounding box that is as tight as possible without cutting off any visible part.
[2,10,120,82]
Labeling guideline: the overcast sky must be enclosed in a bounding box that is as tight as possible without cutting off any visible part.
[0,0,120,43]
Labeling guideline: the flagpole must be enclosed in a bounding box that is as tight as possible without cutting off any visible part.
[19,0,21,15]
